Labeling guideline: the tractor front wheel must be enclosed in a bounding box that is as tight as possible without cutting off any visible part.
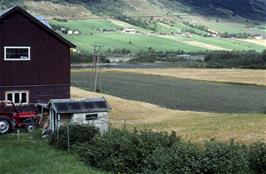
[0,117,11,134]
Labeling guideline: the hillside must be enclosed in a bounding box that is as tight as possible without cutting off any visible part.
[1,0,265,53]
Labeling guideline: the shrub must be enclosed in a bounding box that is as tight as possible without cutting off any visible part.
[49,125,99,150]
[248,142,266,173]
[49,127,266,174]
[199,140,249,174]
[80,129,180,174]
[143,142,201,174]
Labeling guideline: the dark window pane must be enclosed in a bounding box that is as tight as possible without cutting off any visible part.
[6,48,29,59]
[86,114,98,121]
[14,93,20,104]
[21,93,27,103]
[7,93,13,101]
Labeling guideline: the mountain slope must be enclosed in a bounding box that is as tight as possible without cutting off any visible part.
[173,0,266,20]
[0,0,265,53]
[1,0,266,20]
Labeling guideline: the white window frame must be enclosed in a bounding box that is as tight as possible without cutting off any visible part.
[4,46,31,61]
[5,91,30,105]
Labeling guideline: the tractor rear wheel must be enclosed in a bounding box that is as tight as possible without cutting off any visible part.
[26,124,35,133]
[0,117,11,134]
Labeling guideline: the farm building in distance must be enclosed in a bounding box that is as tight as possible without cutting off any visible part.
[0,7,75,110]
[46,98,111,133]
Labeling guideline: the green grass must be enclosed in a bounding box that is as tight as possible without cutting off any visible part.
[71,71,266,113]
[50,19,265,53]
[0,134,109,174]
[190,35,266,51]
[66,33,206,52]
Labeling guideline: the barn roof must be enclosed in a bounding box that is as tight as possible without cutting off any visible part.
[49,98,112,114]
[0,6,75,48]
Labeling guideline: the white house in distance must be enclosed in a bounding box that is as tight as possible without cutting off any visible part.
[123,28,136,34]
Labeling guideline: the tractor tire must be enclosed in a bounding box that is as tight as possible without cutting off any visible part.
[0,117,11,134]
[26,124,35,133]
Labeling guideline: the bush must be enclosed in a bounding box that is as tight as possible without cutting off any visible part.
[80,129,180,174]
[143,142,201,174]
[49,127,266,174]
[49,125,99,150]
[199,140,249,174]
[249,142,266,173]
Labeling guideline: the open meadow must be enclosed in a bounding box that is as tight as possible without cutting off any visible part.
[71,87,266,143]
[71,69,266,113]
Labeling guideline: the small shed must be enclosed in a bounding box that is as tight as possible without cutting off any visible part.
[48,98,111,132]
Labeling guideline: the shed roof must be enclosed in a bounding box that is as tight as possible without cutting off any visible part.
[0,6,75,48]
[49,98,112,114]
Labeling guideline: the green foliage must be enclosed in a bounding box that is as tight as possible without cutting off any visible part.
[50,127,266,174]
[199,140,249,174]
[81,129,180,174]
[143,142,201,174]
[129,47,188,63]
[249,142,266,173]
[205,50,266,69]
[49,124,99,150]
[220,32,250,38]
[71,51,110,63]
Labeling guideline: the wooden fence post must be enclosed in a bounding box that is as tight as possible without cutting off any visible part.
[67,124,70,153]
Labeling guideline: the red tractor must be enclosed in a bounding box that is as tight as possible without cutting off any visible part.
[0,100,38,134]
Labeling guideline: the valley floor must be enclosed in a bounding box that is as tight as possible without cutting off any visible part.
[103,68,266,86]
[71,69,265,113]
[71,87,266,143]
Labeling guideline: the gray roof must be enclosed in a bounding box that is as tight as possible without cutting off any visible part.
[36,16,52,29]
[49,98,112,114]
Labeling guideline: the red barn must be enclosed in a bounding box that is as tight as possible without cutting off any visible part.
[0,7,75,110]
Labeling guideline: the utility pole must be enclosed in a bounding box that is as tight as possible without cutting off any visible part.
[91,45,97,91]
[94,46,99,92]
[93,45,103,92]
[98,45,103,92]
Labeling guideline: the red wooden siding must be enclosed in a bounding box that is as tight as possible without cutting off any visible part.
[0,8,73,106]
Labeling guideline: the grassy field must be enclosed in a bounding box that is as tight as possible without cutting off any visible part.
[0,135,108,174]
[49,19,265,53]
[103,68,266,86]
[66,33,205,52]
[71,70,266,113]
[71,87,266,143]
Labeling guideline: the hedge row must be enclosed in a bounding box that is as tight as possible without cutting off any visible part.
[49,125,266,174]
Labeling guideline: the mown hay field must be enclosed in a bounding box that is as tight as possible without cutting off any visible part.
[71,87,266,143]
[71,70,266,113]
[103,68,266,86]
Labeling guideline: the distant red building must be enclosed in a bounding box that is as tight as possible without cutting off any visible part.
[0,7,75,110]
